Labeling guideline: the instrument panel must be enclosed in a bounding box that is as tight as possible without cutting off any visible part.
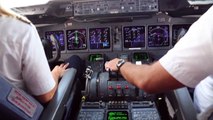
[40,12,197,120]
[43,24,191,52]
[66,29,87,50]
[45,31,65,51]
[38,1,200,119]
[123,26,145,49]
[89,27,111,49]
[148,25,170,48]
[172,24,191,46]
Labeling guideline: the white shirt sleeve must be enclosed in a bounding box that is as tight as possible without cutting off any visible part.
[159,5,213,88]
[21,25,56,96]
[194,76,213,113]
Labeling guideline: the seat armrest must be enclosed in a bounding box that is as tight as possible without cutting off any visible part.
[174,87,197,120]
[166,87,197,120]
[39,68,77,120]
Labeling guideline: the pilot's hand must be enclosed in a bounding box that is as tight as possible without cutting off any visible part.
[105,58,120,72]
[52,63,69,81]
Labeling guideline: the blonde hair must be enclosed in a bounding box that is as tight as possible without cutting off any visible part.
[0,1,31,24]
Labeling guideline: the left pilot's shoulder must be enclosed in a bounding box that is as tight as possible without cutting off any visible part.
[16,15,31,25]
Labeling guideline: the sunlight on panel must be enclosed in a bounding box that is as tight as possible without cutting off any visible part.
[1,0,49,8]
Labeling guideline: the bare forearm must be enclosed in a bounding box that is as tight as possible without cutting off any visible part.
[35,63,69,103]
[35,85,57,104]
[105,58,184,93]
[119,62,151,90]
[51,70,60,83]
[119,61,184,93]
[34,71,59,104]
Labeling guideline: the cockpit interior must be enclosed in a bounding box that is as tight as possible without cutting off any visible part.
[0,0,213,120]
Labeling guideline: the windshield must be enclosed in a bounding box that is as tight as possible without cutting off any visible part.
[2,0,49,8]
[188,0,213,5]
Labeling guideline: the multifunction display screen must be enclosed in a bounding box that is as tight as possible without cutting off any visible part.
[88,54,103,62]
[45,31,65,51]
[172,24,191,46]
[123,26,145,48]
[133,52,149,61]
[89,27,110,49]
[148,25,170,47]
[66,29,87,50]
[107,111,128,120]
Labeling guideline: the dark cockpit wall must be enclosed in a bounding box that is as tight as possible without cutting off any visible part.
[8,0,213,120]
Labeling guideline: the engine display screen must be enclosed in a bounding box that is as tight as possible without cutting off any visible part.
[172,24,191,46]
[123,26,145,48]
[148,25,169,47]
[107,111,128,120]
[89,27,110,49]
[66,29,87,50]
[133,52,149,61]
[88,54,103,62]
[45,31,65,51]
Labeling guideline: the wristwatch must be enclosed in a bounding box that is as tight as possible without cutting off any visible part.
[116,59,126,72]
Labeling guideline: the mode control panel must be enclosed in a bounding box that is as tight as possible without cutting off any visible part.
[74,0,158,16]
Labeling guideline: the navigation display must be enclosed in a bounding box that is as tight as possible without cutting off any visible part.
[148,25,170,47]
[66,29,87,50]
[45,31,65,51]
[123,26,145,48]
[89,27,110,49]
[172,24,191,46]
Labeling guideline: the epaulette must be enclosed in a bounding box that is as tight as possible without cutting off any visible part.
[16,15,31,24]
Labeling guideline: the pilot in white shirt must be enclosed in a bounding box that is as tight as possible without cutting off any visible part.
[105,5,213,119]
[0,4,69,103]
[160,5,213,116]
